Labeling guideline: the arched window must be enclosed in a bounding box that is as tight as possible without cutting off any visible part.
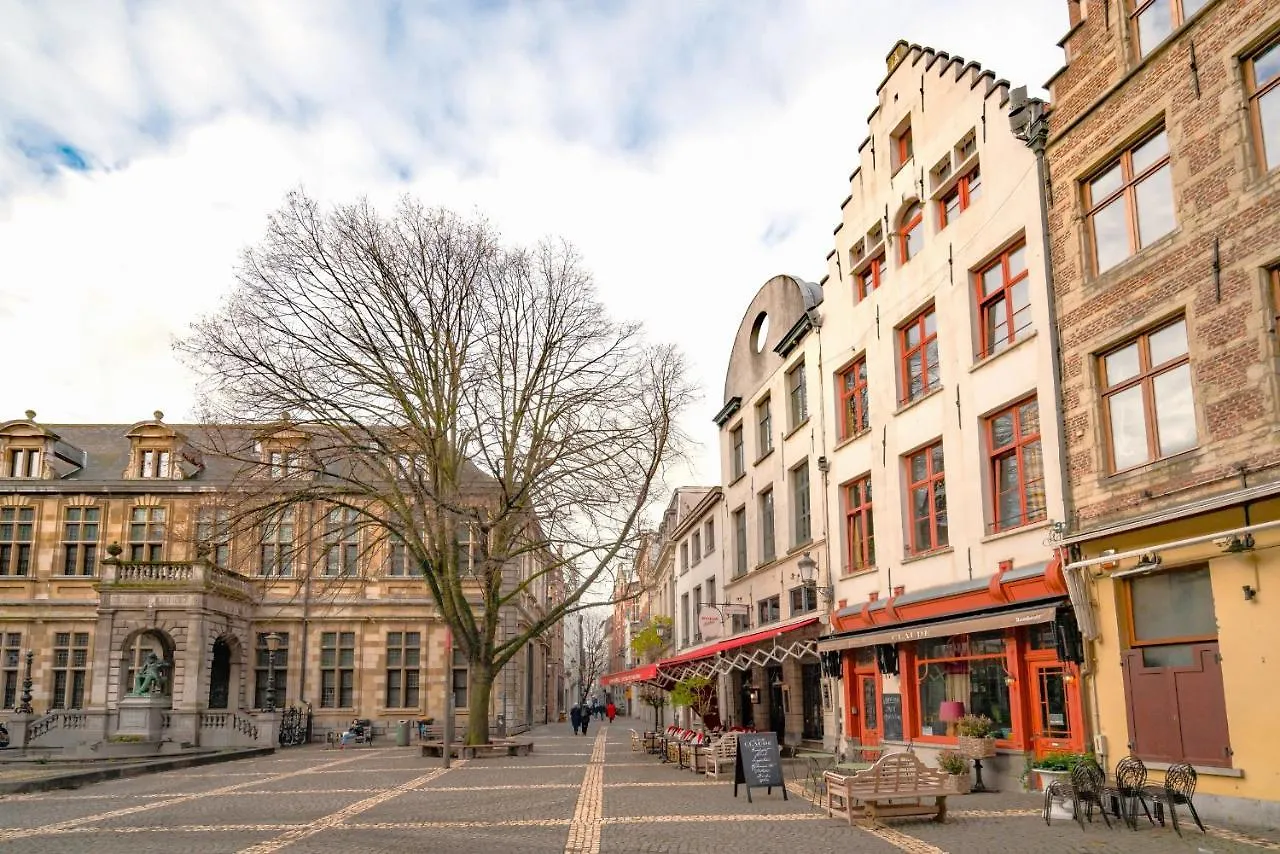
[898,202,923,263]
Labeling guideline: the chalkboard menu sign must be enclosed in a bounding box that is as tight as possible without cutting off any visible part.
[733,732,787,803]
[882,693,903,742]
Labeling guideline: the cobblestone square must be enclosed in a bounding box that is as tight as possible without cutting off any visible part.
[3,724,1277,853]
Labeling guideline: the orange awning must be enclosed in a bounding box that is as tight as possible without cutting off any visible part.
[600,663,659,686]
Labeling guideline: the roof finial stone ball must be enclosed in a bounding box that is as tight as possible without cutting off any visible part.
[153,410,164,422]
[24,410,35,421]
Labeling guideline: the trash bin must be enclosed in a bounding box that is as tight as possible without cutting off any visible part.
[495,714,507,738]
[396,719,410,747]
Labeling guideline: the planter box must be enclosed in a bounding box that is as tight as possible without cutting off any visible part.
[957,736,996,759]
[1035,768,1071,792]
[1037,769,1074,820]
[947,772,972,794]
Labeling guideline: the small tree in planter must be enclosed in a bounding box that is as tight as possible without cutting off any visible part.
[955,714,997,759]
[937,749,973,794]
[670,675,716,729]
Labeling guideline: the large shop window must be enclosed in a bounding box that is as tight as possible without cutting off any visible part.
[1122,565,1231,766]
[916,631,1013,740]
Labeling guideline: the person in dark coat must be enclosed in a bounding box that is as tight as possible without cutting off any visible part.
[580,705,590,735]
[569,704,582,735]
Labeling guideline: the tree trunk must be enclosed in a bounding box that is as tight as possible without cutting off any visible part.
[465,661,494,745]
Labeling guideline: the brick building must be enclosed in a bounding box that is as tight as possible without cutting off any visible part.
[0,411,564,750]
[1045,0,1280,823]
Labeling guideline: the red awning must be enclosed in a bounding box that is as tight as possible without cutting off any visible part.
[600,663,659,686]
[657,616,820,671]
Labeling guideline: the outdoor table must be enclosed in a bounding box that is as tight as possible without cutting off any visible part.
[795,750,838,801]
[643,731,662,754]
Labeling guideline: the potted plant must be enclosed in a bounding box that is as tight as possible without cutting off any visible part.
[955,714,997,759]
[937,749,972,794]
[1031,751,1089,791]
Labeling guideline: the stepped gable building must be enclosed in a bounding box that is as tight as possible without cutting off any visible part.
[1045,0,1280,824]
[0,411,562,750]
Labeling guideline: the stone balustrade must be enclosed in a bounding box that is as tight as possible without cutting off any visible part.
[100,557,258,600]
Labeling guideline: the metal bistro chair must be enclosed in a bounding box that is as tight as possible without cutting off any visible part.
[1142,763,1206,837]
[1045,759,1112,830]
[1103,756,1153,830]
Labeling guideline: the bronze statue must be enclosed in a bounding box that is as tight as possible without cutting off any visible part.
[131,652,168,695]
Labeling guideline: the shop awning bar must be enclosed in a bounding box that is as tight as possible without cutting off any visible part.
[816,602,1059,653]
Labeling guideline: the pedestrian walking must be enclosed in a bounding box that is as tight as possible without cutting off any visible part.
[580,706,590,736]
[606,701,616,723]
[569,704,582,735]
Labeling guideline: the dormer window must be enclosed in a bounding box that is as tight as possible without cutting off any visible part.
[7,448,41,478]
[268,450,297,478]
[139,449,171,479]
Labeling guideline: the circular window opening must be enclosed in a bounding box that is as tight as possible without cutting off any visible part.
[751,312,769,353]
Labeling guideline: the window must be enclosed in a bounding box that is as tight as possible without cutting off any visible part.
[791,462,811,546]
[693,587,703,640]
[730,425,745,480]
[1246,37,1280,173]
[128,506,165,562]
[758,594,781,625]
[260,509,294,577]
[138,449,171,479]
[899,306,940,404]
[1128,567,1217,647]
[0,507,34,576]
[680,542,689,573]
[706,577,716,611]
[681,593,690,646]
[837,357,870,439]
[385,631,421,708]
[61,507,100,576]
[976,242,1032,357]
[988,399,1047,532]
[6,448,41,478]
[1085,128,1175,274]
[732,507,747,577]
[756,397,773,457]
[320,631,356,708]
[324,507,359,576]
[254,632,288,709]
[856,255,886,301]
[196,506,230,568]
[844,476,875,571]
[731,612,751,634]
[940,166,981,227]
[2,632,21,709]
[1131,0,1208,58]
[51,631,89,709]
[787,361,808,427]
[906,442,948,554]
[1100,317,1196,471]
[691,531,702,565]
[268,449,297,478]
[898,202,924,263]
[916,632,1013,740]
[893,122,913,172]
[452,648,469,709]
[790,585,817,616]
[453,523,474,575]
[387,534,408,576]
[704,519,715,554]
[759,488,776,563]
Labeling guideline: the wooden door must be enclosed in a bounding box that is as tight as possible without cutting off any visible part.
[1028,661,1077,757]
[856,673,881,746]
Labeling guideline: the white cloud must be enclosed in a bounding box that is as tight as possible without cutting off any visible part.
[0,0,1067,488]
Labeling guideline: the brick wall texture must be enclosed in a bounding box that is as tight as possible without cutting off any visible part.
[1046,0,1280,528]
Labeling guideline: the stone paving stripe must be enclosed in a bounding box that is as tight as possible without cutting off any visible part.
[860,825,949,854]
[564,728,607,854]
[0,751,373,842]
[602,814,828,824]
[233,762,461,854]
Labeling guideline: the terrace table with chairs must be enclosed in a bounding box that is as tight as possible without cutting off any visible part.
[1043,755,1206,838]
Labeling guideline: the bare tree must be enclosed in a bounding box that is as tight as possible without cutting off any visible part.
[570,612,611,706]
[176,190,694,744]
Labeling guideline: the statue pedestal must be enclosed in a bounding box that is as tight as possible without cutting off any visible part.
[116,695,171,742]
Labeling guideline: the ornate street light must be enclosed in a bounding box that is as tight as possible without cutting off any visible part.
[17,650,34,714]
[264,632,282,712]
[796,551,833,601]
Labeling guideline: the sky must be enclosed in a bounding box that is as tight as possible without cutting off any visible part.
[0,0,1068,491]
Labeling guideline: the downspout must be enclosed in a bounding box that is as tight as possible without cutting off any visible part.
[810,304,839,750]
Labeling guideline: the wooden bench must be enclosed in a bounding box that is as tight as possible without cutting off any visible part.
[824,752,951,827]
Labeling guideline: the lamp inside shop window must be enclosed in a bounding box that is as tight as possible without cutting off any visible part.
[747,687,761,705]
[939,700,965,738]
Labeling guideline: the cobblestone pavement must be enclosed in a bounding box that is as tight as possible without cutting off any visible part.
[2,723,1279,853]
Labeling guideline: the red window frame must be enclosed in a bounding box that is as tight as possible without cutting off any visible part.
[987,397,1046,533]
[898,305,938,405]
[1246,36,1280,174]
[975,241,1031,358]
[905,441,947,555]
[837,357,869,440]
[894,125,913,172]
[1098,316,1194,472]
[1083,127,1173,275]
[898,202,923,264]
[939,166,981,228]
[856,254,885,301]
[843,475,874,571]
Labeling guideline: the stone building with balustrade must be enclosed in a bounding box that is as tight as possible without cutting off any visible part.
[0,411,563,752]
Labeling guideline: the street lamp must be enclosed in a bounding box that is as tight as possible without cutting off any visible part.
[264,632,282,712]
[796,551,833,601]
